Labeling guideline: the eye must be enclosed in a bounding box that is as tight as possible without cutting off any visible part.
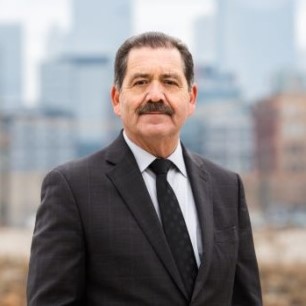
[164,79,179,86]
[133,79,148,86]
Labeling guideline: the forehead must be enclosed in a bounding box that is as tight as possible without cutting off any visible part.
[126,47,185,75]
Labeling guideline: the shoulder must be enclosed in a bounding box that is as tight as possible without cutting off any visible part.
[186,147,237,175]
[46,132,130,181]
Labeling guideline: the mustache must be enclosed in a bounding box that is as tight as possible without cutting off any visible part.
[137,101,174,116]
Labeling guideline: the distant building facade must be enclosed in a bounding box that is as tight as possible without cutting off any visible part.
[0,24,23,111]
[40,0,132,156]
[0,113,10,225]
[193,14,217,65]
[67,0,132,54]
[40,55,115,155]
[253,91,306,211]
[215,0,296,99]
[0,108,76,226]
[182,65,254,174]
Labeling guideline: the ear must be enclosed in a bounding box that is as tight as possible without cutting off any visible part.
[111,85,121,116]
[188,84,197,116]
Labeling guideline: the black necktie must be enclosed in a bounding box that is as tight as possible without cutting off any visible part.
[149,158,198,298]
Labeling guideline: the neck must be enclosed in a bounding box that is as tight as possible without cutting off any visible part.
[125,131,179,158]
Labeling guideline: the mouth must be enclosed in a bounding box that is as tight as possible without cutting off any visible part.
[139,111,172,118]
[141,111,168,115]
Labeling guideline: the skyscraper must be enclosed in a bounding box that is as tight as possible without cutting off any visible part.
[40,0,132,155]
[1,107,76,226]
[0,24,23,111]
[216,0,296,99]
[253,91,306,213]
[182,65,254,174]
[40,54,114,155]
[64,0,132,55]
[193,14,217,65]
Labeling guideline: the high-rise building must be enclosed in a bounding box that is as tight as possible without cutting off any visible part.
[216,0,296,99]
[0,113,10,225]
[0,107,77,226]
[7,108,76,172]
[271,69,306,94]
[182,65,254,174]
[40,0,132,155]
[193,14,217,65]
[253,91,306,213]
[40,54,115,155]
[0,24,23,111]
[63,0,132,55]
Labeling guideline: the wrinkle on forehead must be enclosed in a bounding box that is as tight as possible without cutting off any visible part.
[125,47,186,84]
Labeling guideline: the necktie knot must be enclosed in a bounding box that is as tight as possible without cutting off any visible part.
[149,159,172,175]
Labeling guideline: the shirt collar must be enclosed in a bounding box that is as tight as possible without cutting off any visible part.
[123,130,187,177]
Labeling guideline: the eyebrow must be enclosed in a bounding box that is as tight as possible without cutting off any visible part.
[129,73,150,80]
[129,72,182,81]
[161,73,182,80]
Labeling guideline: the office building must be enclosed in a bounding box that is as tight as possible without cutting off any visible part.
[193,14,217,65]
[40,0,132,155]
[40,54,115,155]
[216,0,296,99]
[253,91,306,212]
[0,24,23,110]
[0,113,10,225]
[182,65,254,174]
[68,0,132,54]
[0,107,76,226]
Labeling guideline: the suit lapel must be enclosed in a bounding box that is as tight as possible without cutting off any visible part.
[105,134,188,298]
[183,148,214,302]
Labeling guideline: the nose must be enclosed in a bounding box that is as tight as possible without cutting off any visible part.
[145,81,165,102]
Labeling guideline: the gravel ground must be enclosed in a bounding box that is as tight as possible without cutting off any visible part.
[0,228,33,259]
[1,226,306,306]
[254,228,306,265]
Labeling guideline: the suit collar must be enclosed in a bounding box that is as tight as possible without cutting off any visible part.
[122,131,156,173]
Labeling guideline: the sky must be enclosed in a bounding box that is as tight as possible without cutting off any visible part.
[0,0,305,104]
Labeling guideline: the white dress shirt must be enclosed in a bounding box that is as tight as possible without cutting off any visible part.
[123,131,203,266]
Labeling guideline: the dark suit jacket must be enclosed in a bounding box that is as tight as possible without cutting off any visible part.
[27,133,262,305]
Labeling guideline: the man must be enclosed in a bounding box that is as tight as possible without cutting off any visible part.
[27,32,262,305]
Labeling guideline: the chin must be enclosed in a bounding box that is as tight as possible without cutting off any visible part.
[141,126,176,139]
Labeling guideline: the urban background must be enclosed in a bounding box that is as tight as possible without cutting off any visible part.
[0,0,306,305]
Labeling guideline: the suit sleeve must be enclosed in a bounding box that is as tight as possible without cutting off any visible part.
[27,170,86,306]
[231,175,263,306]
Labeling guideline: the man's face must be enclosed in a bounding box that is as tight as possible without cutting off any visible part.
[111,47,197,144]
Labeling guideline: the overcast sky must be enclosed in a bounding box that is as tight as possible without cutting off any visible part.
[0,0,305,103]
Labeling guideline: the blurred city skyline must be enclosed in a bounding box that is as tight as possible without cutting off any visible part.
[1,0,306,227]
[0,0,213,104]
[1,3,306,304]
[0,0,306,104]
